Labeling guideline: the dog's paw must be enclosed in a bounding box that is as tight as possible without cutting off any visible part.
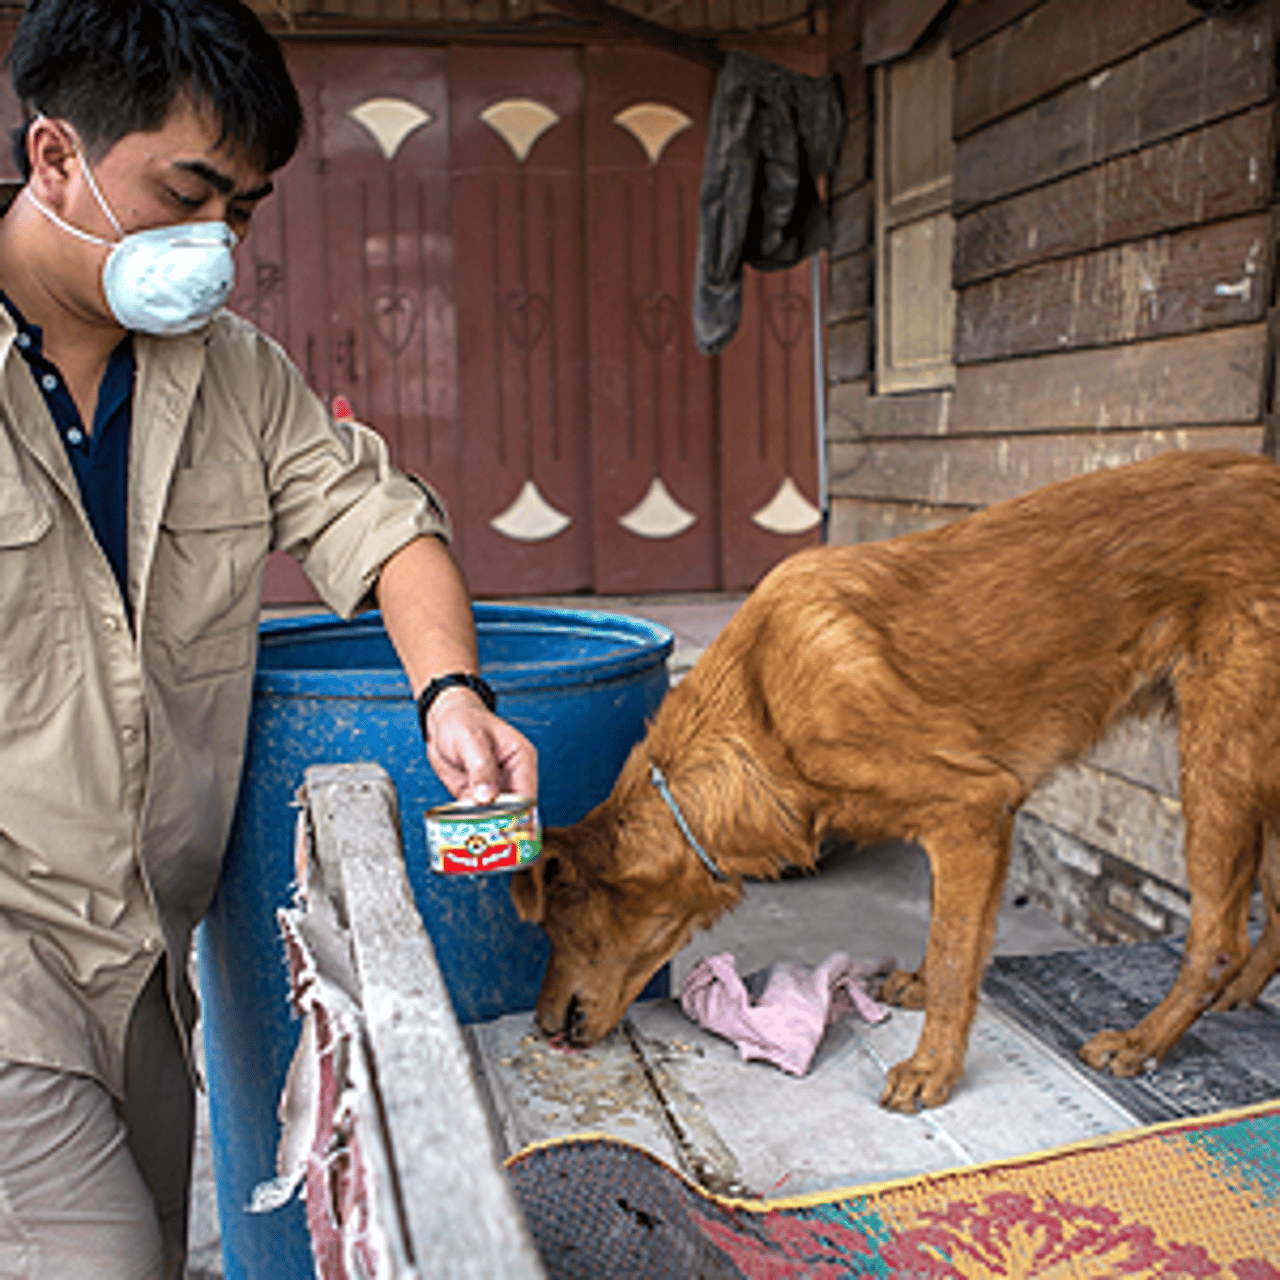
[879,1056,958,1112]
[880,968,927,1010]
[1079,1029,1157,1077]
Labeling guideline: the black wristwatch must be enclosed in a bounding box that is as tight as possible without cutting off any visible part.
[416,672,497,740]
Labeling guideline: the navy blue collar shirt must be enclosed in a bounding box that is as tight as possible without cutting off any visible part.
[2,291,135,621]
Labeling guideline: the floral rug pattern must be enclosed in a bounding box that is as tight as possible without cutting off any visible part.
[506,1100,1280,1278]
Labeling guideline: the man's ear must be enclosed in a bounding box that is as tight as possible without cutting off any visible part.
[26,117,76,208]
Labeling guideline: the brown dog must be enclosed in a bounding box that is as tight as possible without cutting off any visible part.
[512,449,1280,1112]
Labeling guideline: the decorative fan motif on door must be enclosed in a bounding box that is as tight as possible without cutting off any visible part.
[618,477,697,539]
[348,98,433,161]
[752,476,821,534]
[481,97,573,544]
[613,103,693,166]
[480,99,561,163]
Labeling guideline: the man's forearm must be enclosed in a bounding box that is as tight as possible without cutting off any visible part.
[375,535,478,698]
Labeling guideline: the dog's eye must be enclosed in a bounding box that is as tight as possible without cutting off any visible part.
[543,856,561,884]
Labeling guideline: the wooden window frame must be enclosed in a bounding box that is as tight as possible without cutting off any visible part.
[874,34,956,395]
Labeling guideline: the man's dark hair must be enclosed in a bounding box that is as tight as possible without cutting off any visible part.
[7,0,304,178]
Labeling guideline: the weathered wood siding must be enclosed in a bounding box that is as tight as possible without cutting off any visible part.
[829,0,1274,545]
[825,0,1279,941]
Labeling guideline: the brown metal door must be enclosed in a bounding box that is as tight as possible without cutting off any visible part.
[246,42,459,604]
[237,41,822,603]
[586,48,717,593]
[718,260,824,589]
[450,48,592,597]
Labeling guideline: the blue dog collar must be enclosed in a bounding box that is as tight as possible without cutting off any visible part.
[649,760,729,883]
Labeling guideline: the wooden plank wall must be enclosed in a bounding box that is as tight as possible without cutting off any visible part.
[826,0,1276,546]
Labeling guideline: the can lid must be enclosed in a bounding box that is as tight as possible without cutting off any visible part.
[425,793,536,821]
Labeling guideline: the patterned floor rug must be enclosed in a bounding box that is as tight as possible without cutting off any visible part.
[506,1100,1280,1278]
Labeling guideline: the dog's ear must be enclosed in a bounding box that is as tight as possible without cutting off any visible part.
[510,831,575,923]
[511,859,546,922]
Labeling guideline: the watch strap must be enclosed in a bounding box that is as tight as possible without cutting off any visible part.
[417,671,497,740]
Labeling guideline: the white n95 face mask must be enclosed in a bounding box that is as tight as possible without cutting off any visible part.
[23,118,238,336]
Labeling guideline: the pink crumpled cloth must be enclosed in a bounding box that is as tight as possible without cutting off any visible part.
[679,951,896,1077]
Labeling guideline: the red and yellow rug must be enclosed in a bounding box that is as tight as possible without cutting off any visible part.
[506,1099,1280,1277]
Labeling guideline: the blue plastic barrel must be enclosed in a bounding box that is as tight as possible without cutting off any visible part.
[197,604,673,1280]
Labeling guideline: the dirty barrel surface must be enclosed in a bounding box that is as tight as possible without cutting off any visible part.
[197,604,673,1280]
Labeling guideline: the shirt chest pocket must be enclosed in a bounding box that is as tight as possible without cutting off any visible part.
[0,479,82,729]
[152,462,272,682]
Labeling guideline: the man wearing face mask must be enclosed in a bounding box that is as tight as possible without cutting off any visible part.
[0,2,537,1277]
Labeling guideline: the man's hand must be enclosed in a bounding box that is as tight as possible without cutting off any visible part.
[425,686,537,804]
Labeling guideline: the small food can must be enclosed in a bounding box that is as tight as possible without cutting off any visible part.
[424,794,542,876]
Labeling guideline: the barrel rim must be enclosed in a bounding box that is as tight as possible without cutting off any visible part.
[253,603,675,697]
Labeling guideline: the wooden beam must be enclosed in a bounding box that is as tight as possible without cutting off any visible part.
[539,0,724,66]
[956,213,1270,364]
[828,423,1265,505]
[949,324,1267,432]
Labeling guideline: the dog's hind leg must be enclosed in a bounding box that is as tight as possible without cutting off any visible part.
[1212,820,1280,1010]
[1081,695,1266,1076]
[880,811,1014,1112]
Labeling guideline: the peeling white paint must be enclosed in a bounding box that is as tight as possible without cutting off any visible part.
[1214,240,1261,302]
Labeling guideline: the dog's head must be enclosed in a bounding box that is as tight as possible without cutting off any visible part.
[511,777,733,1046]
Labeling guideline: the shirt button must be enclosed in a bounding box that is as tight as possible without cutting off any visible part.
[141,937,158,953]
[103,615,119,633]
[122,725,138,744]
[40,373,57,392]
[66,427,83,446]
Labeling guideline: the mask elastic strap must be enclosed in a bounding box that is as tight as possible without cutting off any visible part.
[22,187,113,248]
[25,113,124,244]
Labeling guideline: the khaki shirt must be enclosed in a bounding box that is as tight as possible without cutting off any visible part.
[0,305,450,1096]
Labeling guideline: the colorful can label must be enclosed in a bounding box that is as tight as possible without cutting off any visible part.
[425,794,541,876]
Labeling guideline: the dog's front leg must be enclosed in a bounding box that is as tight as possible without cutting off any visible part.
[880,818,1013,1112]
